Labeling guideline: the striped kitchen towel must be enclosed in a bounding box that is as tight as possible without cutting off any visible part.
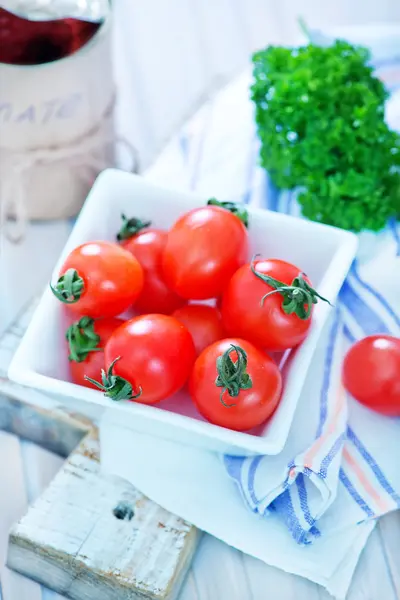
[223,188,400,545]
[216,29,400,544]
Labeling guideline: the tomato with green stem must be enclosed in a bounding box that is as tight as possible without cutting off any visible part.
[51,241,144,318]
[221,257,331,351]
[162,201,249,300]
[67,316,123,389]
[189,338,282,431]
[117,215,185,314]
[86,314,196,404]
[342,335,400,416]
[172,304,225,355]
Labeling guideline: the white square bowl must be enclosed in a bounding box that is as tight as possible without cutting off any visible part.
[9,169,357,455]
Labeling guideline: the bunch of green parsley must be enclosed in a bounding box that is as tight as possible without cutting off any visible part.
[251,41,400,231]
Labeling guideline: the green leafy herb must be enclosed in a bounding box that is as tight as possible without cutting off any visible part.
[251,41,400,231]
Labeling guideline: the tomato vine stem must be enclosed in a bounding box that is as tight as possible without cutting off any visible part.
[66,316,101,363]
[250,256,332,320]
[85,357,142,401]
[215,344,252,407]
[207,198,249,227]
[117,214,151,241]
[50,268,84,304]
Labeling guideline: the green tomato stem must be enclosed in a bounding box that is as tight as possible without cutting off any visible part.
[84,357,142,402]
[117,214,151,241]
[50,268,84,304]
[250,255,332,320]
[66,316,101,363]
[207,198,249,228]
[215,344,253,407]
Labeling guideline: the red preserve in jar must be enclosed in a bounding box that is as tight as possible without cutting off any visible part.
[0,7,101,65]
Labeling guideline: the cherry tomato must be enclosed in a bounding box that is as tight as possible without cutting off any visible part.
[221,258,329,351]
[67,316,123,389]
[90,314,196,404]
[120,228,185,314]
[189,338,282,431]
[172,304,225,356]
[51,241,144,318]
[342,335,400,416]
[162,205,249,300]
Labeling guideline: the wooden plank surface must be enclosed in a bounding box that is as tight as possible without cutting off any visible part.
[8,431,199,600]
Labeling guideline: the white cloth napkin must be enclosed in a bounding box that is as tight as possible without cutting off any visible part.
[100,31,400,599]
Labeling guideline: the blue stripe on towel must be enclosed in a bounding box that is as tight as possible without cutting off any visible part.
[350,262,400,329]
[179,133,190,162]
[347,427,400,506]
[265,173,280,212]
[339,281,391,335]
[343,322,357,343]
[242,133,258,205]
[223,455,258,513]
[319,433,346,479]
[273,490,312,544]
[339,469,375,518]
[296,475,321,536]
[316,315,341,438]
[223,455,247,482]
[247,455,263,504]
[285,189,295,215]
[389,218,400,256]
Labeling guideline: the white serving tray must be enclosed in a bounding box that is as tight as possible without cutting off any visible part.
[9,169,357,455]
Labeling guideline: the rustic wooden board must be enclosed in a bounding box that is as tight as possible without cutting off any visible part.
[1,301,200,600]
[7,430,199,600]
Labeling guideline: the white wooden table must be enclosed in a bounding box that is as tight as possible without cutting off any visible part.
[1,217,400,600]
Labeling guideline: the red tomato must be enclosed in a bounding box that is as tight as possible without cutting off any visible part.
[121,228,185,314]
[68,317,123,389]
[221,258,329,351]
[190,338,282,431]
[342,335,400,416]
[172,304,225,355]
[51,241,144,318]
[92,314,196,404]
[162,206,249,300]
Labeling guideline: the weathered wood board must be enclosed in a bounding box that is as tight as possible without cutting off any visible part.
[8,430,199,600]
[1,301,200,600]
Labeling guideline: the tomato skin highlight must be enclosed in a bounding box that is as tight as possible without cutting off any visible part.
[59,241,144,318]
[105,314,196,404]
[162,206,249,300]
[221,259,312,351]
[172,304,225,356]
[342,335,400,416]
[121,229,185,314]
[69,317,124,389]
[189,338,282,431]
